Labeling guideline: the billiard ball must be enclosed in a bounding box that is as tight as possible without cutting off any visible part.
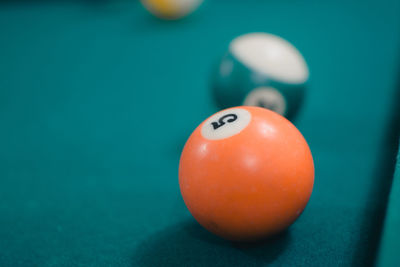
[179,106,314,241]
[140,0,203,20]
[212,33,309,119]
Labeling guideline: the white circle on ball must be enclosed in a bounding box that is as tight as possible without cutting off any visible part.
[243,87,287,116]
[201,108,252,140]
[230,33,309,84]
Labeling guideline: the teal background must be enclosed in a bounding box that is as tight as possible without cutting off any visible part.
[377,142,400,267]
[0,0,400,266]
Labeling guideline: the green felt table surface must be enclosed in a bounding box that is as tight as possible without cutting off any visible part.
[1,0,400,266]
[377,142,400,267]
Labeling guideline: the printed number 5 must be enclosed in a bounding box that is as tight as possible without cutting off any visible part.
[211,114,238,130]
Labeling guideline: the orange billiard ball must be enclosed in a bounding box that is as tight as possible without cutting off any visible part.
[179,106,314,241]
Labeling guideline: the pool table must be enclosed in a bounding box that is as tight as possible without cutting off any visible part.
[0,0,400,266]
